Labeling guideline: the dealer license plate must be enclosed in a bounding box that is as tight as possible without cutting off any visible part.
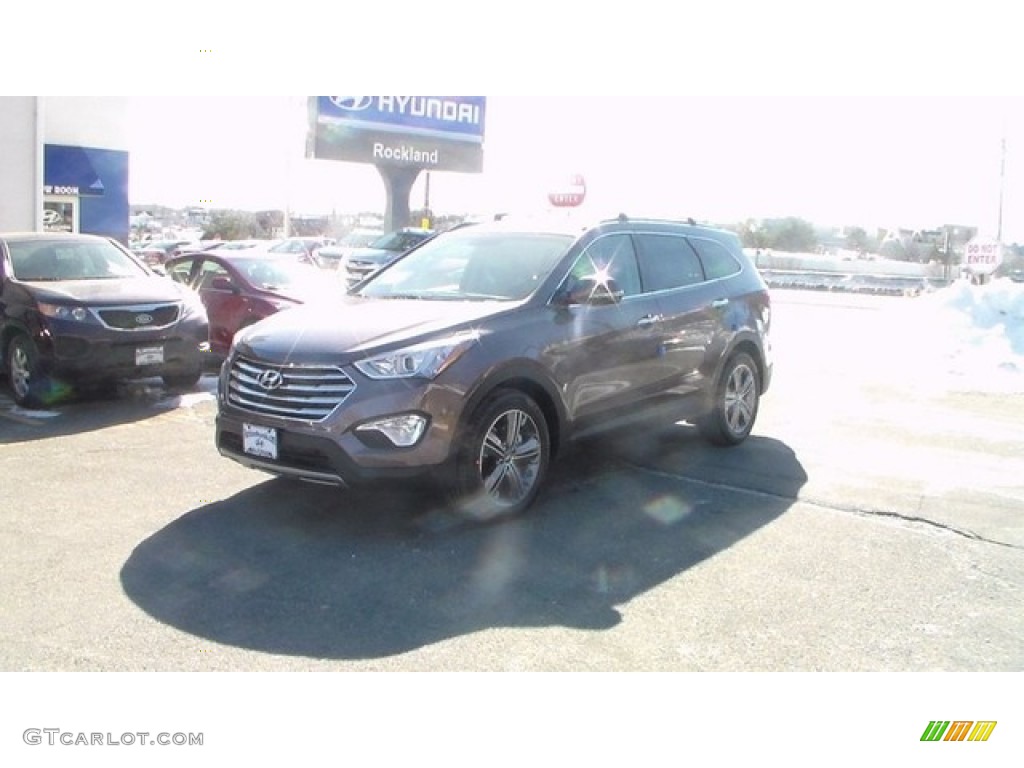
[135,345,164,365]
[243,423,278,460]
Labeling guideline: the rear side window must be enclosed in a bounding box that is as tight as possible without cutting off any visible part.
[688,237,742,280]
[195,260,233,292]
[634,233,705,292]
[166,258,197,286]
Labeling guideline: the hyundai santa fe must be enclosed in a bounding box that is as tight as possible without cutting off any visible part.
[215,215,773,519]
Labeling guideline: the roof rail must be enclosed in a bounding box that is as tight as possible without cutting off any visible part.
[599,215,701,227]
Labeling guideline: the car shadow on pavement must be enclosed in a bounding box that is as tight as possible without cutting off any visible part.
[120,429,807,662]
[0,374,218,445]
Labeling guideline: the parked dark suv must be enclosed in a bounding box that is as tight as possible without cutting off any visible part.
[1,232,210,407]
[215,215,772,518]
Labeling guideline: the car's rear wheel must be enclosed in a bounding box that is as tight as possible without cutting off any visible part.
[698,351,760,446]
[450,390,550,521]
[7,334,46,408]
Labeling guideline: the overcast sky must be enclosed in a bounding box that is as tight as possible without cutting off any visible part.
[14,1,1023,239]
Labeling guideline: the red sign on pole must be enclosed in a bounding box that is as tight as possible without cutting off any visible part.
[548,174,586,208]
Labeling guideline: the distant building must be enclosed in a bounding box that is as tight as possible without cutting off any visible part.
[878,225,977,263]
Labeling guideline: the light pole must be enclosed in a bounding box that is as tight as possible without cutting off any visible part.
[423,171,432,228]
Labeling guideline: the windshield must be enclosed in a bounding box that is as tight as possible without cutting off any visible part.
[357,230,573,301]
[9,239,149,281]
[217,240,263,250]
[339,231,383,248]
[368,231,429,252]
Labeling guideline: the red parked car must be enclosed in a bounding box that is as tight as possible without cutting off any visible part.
[163,251,343,357]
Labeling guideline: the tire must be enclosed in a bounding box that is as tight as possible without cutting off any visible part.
[162,368,203,389]
[697,352,760,446]
[7,334,47,408]
[449,389,551,521]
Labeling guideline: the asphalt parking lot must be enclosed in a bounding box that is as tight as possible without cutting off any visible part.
[1,290,1021,671]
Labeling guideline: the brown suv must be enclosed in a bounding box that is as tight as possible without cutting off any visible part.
[215,215,773,518]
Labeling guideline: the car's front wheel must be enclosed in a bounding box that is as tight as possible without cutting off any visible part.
[7,334,47,408]
[698,351,760,446]
[450,390,550,521]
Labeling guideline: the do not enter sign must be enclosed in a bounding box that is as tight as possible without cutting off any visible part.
[964,238,1003,276]
[548,174,586,208]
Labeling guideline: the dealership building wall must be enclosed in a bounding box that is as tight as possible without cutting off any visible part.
[0,97,132,241]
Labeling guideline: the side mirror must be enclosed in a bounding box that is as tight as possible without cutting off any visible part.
[558,276,624,307]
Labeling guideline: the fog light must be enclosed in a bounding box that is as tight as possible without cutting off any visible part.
[355,414,427,448]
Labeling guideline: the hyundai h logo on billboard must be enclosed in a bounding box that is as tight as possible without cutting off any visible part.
[309,96,486,173]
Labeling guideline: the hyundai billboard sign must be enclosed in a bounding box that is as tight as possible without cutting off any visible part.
[309,96,486,173]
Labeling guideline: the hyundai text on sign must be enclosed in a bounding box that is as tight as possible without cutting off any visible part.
[309,96,486,173]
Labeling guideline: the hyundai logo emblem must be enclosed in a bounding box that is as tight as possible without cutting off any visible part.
[135,313,153,325]
[257,370,284,390]
[42,209,62,225]
[329,96,373,111]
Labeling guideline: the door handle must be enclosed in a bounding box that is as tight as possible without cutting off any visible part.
[636,314,662,328]
[711,298,729,309]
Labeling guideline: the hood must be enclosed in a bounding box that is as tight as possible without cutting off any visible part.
[315,245,350,257]
[235,296,515,365]
[23,276,189,306]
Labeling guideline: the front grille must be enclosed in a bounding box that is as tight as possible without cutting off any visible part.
[97,304,180,330]
[227,356,356,421]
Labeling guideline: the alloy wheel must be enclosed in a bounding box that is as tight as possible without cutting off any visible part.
[9,341,32,402]
[723,361,757,437]
[476,408,543,508]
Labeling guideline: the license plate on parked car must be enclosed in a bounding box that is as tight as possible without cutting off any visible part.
[135,345,164,365]
[243,423,278,460]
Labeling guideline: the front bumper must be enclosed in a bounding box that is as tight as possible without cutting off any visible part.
[215,416,444,486]
[215,361,467,486]
[35,317,209,381]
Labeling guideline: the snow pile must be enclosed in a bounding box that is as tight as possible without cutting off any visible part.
[883,278,1024,394]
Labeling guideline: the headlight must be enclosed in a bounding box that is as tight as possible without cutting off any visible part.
[38,303,93,323]
[354,332,479,380]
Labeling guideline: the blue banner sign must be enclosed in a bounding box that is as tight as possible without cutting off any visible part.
[318,96,485,142]
[44,144,130,242]
[310,96,486,173]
